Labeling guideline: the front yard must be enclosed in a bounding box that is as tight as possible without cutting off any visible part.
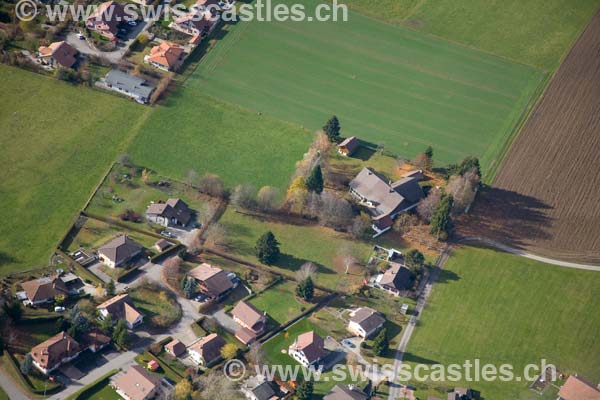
[129,285,182,329]
[248,280,308,326]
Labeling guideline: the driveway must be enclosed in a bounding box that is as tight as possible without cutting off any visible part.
[66,18,149,63]
[211,309,238,334]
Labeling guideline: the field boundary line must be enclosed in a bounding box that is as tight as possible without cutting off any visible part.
[457,237,600,271]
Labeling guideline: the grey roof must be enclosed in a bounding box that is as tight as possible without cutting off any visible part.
[98,235,142,264]
[252,381,277,400]
[324,385,369,400]
[147,198,192,225]
[105,70,155,99]
[380,263,412,290]
[350,307,385,333]
[349,168,422,217]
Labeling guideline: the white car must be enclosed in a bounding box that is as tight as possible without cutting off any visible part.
[128,20,137,26]
[54,306,66,312]
[77,33,85,40]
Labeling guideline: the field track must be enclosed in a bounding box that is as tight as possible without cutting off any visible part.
[460,10,600,263]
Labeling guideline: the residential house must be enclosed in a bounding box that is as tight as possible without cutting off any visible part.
[30,332,81,374]
[447,388,475,400]
[170,2,219,39]
[112,365,161,400]
[347,307,385,338]
[323,384,369,400]
[97,294,144,329]
[144,42,185,71]
[374,263,413,296]
[288,331,325,367]
[97,234,143,268]
[558,375,600,400]
[104,69,156,104]
[146,198,192,227]
[232,300,267,345]
[86,1,125,40]
[337,137,360,157]
[165,339,186,357]
[154,239,172,252]
[349,167,423,236]
[81,329,111,353]
[38,41,77,69]
[241,377,286,400]
[20,276,69,306]
[188,333,226,366]
[189,263,233,299]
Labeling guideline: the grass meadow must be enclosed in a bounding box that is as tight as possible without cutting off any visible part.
[0,66,148,275]
[126,89,312,190]
[339,0,600,70]
[404,246,600,399]
[190,0,545,178]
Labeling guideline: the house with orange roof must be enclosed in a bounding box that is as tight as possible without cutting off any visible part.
[38,41,78,69]
[558,375,600,400]
[288,331,325,367]
[30,332,82,374]
[86,1,125,41]
[144,42,185,72]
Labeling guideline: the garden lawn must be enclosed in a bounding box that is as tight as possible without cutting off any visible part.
[126,89,311,190]
[405,246,600,399]
[190,0,545,179]
[262,317,356,396]
[63,217,158,254]
[130,286,183,329]
[339,0,600,70]
[217,209,373,291]
[0,65,148,275]
[85,163,213,226]
[249,280,305,325]
[71,381,121,400]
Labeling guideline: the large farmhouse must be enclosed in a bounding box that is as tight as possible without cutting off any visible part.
[349,167,423,236]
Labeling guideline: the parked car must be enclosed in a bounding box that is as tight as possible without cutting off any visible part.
[77,33,84,40]
[54,306,66,312]
[161,230,174,238]
[194,294,209,302]
[128,20,137,26]
[342,339,355,348]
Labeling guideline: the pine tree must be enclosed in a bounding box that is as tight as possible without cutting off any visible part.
[183,278,197,299]
[305,165,324,194]
[424,146,434,170]
[404,249,425,270]
[20,353,32,375]
[458,156,481,178]
[323,116,341,142]
[372,328,388,356]
[430,194,453,240]
[296,277,315,301]
[255,231,280,264]
[106,279,116,296]
[296,378,314,400]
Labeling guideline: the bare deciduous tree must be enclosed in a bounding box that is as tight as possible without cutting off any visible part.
[246,342,265,366]
[198,173,226,198]
[196,371,242,400]
[205,223,228,248]
[296,262,318,281]
[199,203,218,225]
[230,184,256,210]
[256,186,280,212]
[350,214,371,239]
[392,212,419,235]
[417,187,442,222]
[319,192,353,229]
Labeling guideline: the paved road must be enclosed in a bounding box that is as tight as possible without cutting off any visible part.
[387,248,450,400]
[0,367,31,400]
[458,237,600,271]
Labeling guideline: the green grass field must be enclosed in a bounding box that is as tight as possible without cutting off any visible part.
[339,0,600,70]
[190,0,544,176]
[126,89,311,190]
[249,280,306,325]
[217,208,373,291]
[0,66,148,275]
[405,246,600,399]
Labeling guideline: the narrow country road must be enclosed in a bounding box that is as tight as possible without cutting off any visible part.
[388,247,451,400]
[457,237,600,272]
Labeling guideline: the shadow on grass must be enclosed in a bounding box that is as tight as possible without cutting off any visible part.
[401,352,439,365]
[352,146,376,162]
[274,253,335,275]
[435,269,460,284]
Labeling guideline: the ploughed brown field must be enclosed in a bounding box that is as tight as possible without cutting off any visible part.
[459,10,600,264]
